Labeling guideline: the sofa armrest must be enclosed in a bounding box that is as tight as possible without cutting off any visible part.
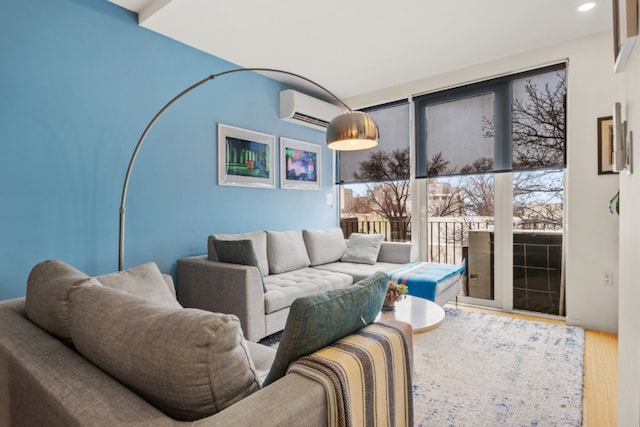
[378,318,413,368]
[177,256,266,341]
[194,372,327,426]
[377,241,413,264]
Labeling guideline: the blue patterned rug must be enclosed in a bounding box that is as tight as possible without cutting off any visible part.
[412,307,584,426]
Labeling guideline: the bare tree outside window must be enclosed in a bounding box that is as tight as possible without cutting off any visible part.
[349,148,411,241]
[482,72,566,169]
[427,152,451,176]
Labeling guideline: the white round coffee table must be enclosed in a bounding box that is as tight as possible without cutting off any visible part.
[376,295,445,333]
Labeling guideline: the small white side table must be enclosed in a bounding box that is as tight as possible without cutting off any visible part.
[376,295,445,334]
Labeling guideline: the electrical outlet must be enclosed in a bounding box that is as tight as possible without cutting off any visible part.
[603,272,614,287]
[325,194,333,206]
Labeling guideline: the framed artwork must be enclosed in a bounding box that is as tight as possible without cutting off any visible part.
[218,124,275,188]
[280,137,321,190]
[613,0,638,73]
[598,116,617,175]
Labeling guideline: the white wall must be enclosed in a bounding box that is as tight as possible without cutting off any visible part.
[564,33,619,333]
[616,38,640,426]
[347,32,620,332]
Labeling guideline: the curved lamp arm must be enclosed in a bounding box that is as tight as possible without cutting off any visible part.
[118,67,378,270]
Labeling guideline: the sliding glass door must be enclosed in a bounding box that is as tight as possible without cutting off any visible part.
[416,64,566,315]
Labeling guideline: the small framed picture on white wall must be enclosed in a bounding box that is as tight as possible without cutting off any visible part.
[597,116,617,175]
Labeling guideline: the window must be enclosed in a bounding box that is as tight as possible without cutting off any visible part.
[339,100,411,242]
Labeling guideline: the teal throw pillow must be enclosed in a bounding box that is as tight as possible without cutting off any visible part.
[212,239,266,292]
[262,271,388,386]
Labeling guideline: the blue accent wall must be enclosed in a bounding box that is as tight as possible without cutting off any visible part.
[0,0,338,299]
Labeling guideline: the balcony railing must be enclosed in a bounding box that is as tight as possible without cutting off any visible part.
[340,218,411,242]
[340,217,561,265]
[426,219,492,265]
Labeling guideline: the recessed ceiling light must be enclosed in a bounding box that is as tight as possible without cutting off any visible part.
[578,2,596,12]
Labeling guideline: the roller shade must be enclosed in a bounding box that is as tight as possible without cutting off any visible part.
[338,100,410,184]
[415,63,566,178]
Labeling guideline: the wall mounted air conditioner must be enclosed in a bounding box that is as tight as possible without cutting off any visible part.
[279,89,346,131]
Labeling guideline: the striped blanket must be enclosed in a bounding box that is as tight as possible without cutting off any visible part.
[287,323,413,427]
[388,262,465,302]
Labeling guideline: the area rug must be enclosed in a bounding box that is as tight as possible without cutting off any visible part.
[259,307,585,427]
[412,307,584,426]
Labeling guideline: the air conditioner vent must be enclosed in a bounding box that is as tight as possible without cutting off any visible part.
[291,112,330,129]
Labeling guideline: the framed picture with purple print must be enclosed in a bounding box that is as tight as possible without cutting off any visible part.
[280,137,321,190]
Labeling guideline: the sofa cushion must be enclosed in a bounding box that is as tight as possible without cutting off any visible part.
[208,231,269,276]
[267,230,310,274]
[212,239,266,292]
[263,268,353,314]
[68,283,261,421]
[302,228,347,266]
[341,233,384,264]
[262,271,388,386]
[94,262,181,308]
[25,260,90,345]
[314,261,406,282]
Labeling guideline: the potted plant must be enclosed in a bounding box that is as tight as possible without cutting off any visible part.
[383,280,409,310]
[610,190,620,215]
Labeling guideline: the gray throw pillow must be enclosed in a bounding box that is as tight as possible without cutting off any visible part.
[25,260,90,345]
[266,230,311,274]
[341,233,384,264]
[68,283,261,421]
[303,228,347,266]
[94,262,181,308]
[263,271,388,386]
[213,239,266,292]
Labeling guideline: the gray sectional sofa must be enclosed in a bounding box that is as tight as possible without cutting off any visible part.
[178,228,415,341]
[0,259,413,426]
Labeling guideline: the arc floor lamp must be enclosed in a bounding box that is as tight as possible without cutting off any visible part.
[118,67,379,271]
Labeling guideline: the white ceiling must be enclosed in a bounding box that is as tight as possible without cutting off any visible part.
[109,0,612,100]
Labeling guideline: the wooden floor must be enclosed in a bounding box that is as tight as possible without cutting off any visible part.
[446,304,619,426]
